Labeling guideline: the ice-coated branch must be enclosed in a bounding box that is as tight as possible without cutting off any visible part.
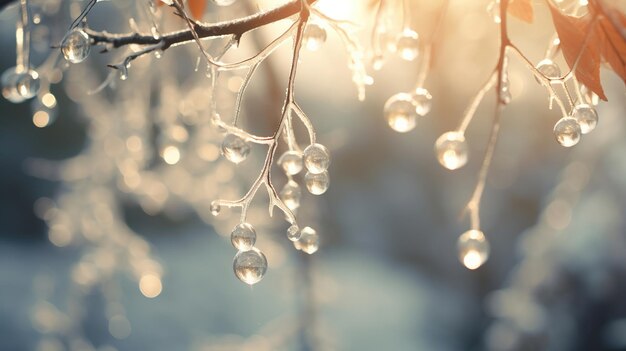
[86,0,317,51]
[462,0,511,232]
[211,2,312,227]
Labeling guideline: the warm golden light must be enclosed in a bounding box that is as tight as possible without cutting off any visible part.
[41,93,56,108]
[161,145,181,165]
[33,111,50,128]
[139,273,163,298]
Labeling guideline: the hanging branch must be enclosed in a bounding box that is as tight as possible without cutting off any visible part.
[463,0,511,232]
[211,2,311,227]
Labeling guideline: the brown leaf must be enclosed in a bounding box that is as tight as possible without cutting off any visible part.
[548,3,606,100]
[593,5,626,88]
[188,0,207,20]
[509,0,534,23]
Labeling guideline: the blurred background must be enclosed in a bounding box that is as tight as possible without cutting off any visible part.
[1,0,626,350]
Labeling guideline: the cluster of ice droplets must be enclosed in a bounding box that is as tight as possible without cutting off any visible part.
[384,88,432,133]
[303,143,330,195]
[277,150,304,212]
[457,229,490,270]
[1,67,41,103]
[228,141,327,285]
[61,29,91,64]
[230,223,321,285]
[553,104,599,148]
[531,59,599,147]
[275,145,324,252]
[230,222,267,285]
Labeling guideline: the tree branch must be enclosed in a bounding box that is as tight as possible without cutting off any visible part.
[87,0,316,51]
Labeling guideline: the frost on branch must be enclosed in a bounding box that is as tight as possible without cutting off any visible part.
[1,1,626,347]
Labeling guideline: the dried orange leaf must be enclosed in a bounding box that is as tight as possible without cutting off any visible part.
[548,3,606,100]
[509,0,534,23]
[593,7,626,88]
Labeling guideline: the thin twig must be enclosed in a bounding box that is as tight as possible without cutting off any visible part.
[463,0,511,230]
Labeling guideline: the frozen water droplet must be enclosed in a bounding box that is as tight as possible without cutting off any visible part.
[553,117,581,147]
[61,29,91,64]
[280,180,301,211]
[303,22,327,51]
[233,248,267,285]
[287,224,300,242]
[303,143,330,174]
[230,223,256,251]
[298,227,319,254]
[384,93,419,133]
[278,150,303,175]
[435,131,468,170]
[457,229,489,269]
[305,171,329,195]
[412,88,433,116]
[571,104,598,134]
[221,134,250,164]
[210,201,221,216]
[395,29,419,61]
